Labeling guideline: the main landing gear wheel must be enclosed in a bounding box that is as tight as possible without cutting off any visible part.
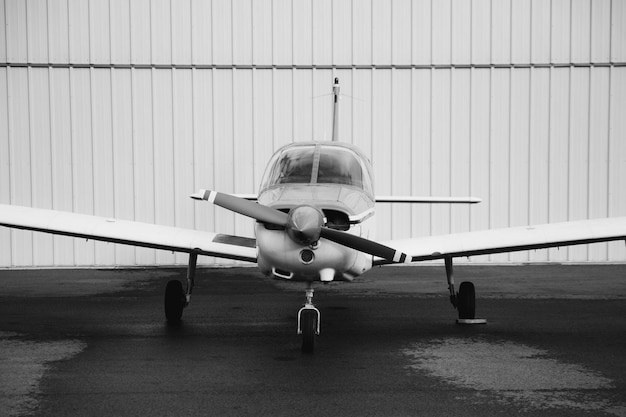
[164,280,186,324]
[457,281,476,320]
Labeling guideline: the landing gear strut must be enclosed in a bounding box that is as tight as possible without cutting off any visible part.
[164,252,198,324]
[445,256,485,324]
[297,282,321,353]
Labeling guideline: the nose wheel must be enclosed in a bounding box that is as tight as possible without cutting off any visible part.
[297,283,321,353]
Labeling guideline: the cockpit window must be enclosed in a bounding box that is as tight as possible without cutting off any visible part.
[260,143,374,196]
[317,148,363,188]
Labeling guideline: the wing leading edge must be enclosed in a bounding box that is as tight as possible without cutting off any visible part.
[377,217,626,264]
[0,204,257,263]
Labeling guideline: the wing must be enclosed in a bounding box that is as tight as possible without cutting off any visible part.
[376,217,626,264]
[0,204,257,263]
[375,196,481,204]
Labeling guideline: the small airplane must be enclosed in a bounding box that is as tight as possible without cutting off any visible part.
[2,79,626,353]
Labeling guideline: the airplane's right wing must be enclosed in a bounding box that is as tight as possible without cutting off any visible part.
[377,217,626,264]
[0,204,257,263]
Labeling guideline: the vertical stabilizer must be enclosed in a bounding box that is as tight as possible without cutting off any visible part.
[331,78,340,141]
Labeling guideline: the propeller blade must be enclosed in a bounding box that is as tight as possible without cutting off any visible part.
[191,189,289,226]
[320,228,411,263]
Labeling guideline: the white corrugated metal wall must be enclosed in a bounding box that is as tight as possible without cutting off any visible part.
[1,0,625,267]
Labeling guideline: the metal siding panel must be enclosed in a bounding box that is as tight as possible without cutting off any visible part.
[90,0,110,64]
[430,69,451,236]
[232,0,252,65]
[131,69,156,264]
[548,67,570,261]
[450,68,471,235]
[293,0,313,65]
[312,0,332,65]
[608,67,626,260]
[252,69,274,190]
[173,69,195,264]
[333,0,352,66]
[151,0,172,66]
[410,69,432,239]
[192,69,217,265]
[509,68,531,262]
[489,69,510,262]
[469,68,490,262]
[111,68,136,265]
[372,0,392,65]
[391,69,412,239]
[0,0,6,62]
[213,69,235,265]
[6,0,28,62]
[273,69,293,147]
[68,0,90,63]
[511,0,531,64]
[172,0,192,65]
[110,0,131,64]
[392,0,411,65]
[130,0,151,65]
[528,67,550,261]
[29,68,54,265]
[191,0,213,65]
[252,0,272,65]
[587,67,610,261]
[568,67,590,261]
[590,0,611,63]
[412,0,431,65]
[312,68,332,141]
[293,69,313,142]
[571,0,591,64]
[152,69,176,265]
[551,0,571,64]
[212,0,232,65]
[27,0,49,62]
[8,68,34,267]
[69,68,95,265]
[48,0,70,63]
[491,0,511,65]
[353,0,372,65]
[471,0,490,65]
[233,69,255,242]
[531,0,551,64]
[372,69,392,241]
[451,0,471,65]
[0,68,11,266]
[91,69,116,265]
[612,0,626,62]
[351,69,372,161]
[431,0,451,65]
[273,0,292,65]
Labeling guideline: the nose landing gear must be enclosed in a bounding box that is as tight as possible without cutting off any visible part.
[297,282,321,353]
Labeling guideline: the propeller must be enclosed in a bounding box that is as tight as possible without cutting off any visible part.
[191,189,410,264]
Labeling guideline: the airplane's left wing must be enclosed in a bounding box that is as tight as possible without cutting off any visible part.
[377,217,626,264]
[0,204,257,263]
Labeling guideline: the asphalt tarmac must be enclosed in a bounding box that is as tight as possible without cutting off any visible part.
[1,264,625,416]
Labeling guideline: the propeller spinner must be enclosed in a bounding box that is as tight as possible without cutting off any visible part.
[191,189,410,264]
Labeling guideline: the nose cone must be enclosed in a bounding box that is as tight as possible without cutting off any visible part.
[287,206,324,245]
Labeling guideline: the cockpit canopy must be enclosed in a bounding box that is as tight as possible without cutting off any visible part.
[260,142,374,197]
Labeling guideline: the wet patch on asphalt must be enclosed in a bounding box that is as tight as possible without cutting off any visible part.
[402,337,626,416]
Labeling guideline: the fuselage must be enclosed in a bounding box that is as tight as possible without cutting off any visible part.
[255,142,376,282]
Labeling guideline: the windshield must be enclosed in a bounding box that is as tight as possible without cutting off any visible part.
[261,143,373,196]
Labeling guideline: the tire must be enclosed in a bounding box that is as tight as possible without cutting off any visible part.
[300,309,317,353]
[164,280,186,324]
[457,281,476,320]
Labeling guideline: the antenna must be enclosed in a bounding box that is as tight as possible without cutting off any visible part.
[331,78,340,141]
